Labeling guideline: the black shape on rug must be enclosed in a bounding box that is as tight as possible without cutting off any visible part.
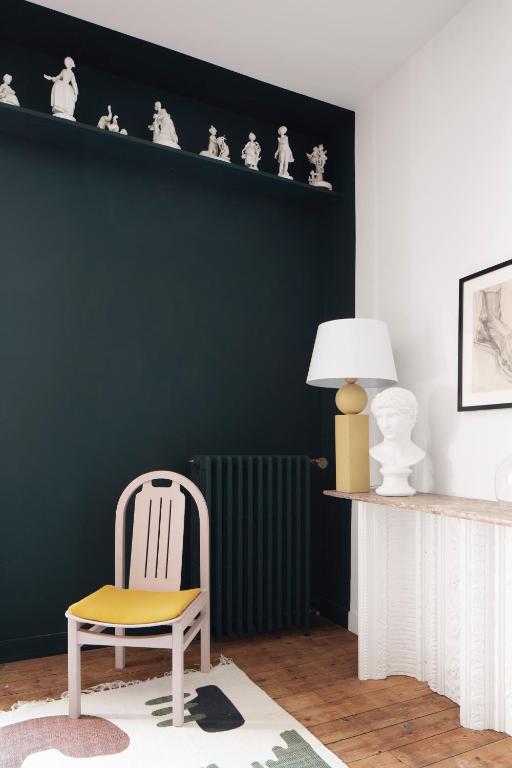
[145,685,244,731]
[192,685,245,732]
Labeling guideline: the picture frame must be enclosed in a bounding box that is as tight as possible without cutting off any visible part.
[458,258,512,411]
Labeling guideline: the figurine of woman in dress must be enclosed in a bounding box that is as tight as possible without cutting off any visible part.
[43,56,78,121]
[0,74,20,106]
[148,101,180,148]
[241,132,261,170]
[275,125,294,179]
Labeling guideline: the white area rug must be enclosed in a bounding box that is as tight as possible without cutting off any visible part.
[0,661,347,767]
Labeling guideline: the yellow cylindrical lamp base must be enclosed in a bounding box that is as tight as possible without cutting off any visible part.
[335,413,370,492]
[333,379,370,492]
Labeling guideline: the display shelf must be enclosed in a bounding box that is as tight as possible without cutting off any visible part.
[0,103,343,206]
[325,489,512,528]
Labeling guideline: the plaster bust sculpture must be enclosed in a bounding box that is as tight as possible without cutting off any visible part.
[370,387,425,496]
[0,74,20,106]
[148,101,180,149]
[43,56,78,121]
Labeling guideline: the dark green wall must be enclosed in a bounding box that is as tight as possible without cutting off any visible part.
[0,1,355,661]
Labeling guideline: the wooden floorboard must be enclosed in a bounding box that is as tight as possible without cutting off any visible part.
[1,621,511,767]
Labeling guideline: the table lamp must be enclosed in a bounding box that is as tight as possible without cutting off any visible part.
[306,318,397,492]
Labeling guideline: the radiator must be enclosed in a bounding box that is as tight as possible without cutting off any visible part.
[191,455,311,639]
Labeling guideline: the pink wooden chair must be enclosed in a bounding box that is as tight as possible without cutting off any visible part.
[65,471,210,726]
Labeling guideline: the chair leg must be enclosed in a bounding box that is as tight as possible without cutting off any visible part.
[68,618,81,719]
[172,625,184,726]
[115,628,126,670]
[200,608,211,673]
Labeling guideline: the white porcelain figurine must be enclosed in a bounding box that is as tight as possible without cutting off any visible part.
[307,144,332,191]
[43,56,78,121]
[275,125,294,179]
[370,387,425,497]
[241,132,261,170]
[97,105,112,129]
[97,106,128,135]
[0,74,20,106]
[148,101,180,148]
[200,125,219,158]
[109,115,120,133]
[217,134,231,162]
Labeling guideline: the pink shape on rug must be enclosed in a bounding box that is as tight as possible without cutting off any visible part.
[0,715,130,768]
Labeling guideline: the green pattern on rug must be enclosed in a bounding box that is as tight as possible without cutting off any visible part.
[145,692,203,726]
[146,693,206,728]
[145,686,245,731]
[202,729,331,768]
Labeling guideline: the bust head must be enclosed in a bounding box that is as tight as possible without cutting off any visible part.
[371,387,418,441]
[154,101,162,110]
[3,74,12,85]
[249,132,256,141]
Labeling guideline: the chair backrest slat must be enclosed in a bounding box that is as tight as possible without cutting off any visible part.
[115,471,208,595]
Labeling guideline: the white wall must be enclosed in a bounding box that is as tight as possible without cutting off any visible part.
[351,0,512,634]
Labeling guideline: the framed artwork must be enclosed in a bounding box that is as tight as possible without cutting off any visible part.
[458,258,512,410]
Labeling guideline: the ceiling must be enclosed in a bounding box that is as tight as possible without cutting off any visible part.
[30,0,470,109]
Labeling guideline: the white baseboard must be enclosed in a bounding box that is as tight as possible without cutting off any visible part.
[348,610,358,635]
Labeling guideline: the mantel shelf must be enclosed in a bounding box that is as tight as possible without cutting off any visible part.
[0,102,343,206]
[324,489,512,528]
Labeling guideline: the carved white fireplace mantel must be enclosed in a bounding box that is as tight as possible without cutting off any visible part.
[325,490,512,735]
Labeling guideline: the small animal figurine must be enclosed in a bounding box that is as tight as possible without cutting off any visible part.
[0,74,20,106]
[108,115,120,133]
[97,107,128,135]
[97,105,112,130]
[241,132,261,170]
[217,135,231,162]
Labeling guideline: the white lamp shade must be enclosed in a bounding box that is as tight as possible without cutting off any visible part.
[306,318,397,388]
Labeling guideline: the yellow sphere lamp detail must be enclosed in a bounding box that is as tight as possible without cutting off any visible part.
[306,319,397,493]
[335,378,368,415]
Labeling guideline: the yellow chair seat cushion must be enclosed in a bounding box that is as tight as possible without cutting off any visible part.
[68,585,202,625]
